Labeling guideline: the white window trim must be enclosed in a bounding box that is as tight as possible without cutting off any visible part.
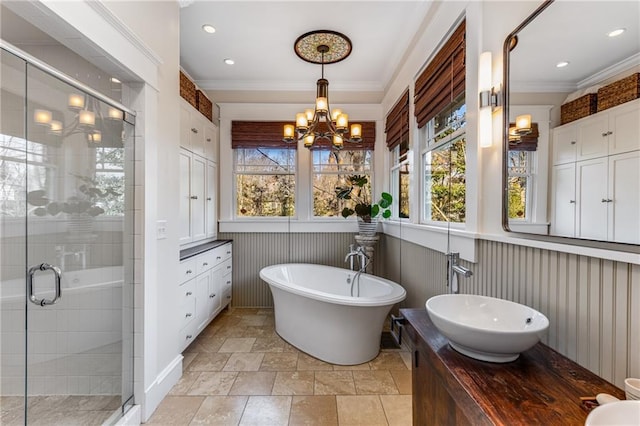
[507,105,552,234]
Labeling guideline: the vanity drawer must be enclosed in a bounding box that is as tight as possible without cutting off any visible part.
[212,243,232,264]
[179,258,197,284]
[196,251,216,274]
[220,258,232,275]
[179,319,198,351]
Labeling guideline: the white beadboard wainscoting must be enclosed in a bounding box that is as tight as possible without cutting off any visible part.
[218,231,638,388]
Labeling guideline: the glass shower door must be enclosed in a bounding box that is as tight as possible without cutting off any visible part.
[1,45,135,424]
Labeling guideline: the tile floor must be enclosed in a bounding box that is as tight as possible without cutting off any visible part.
[147,307,413,425]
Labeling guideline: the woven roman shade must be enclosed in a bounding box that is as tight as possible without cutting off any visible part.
[231,121,297,149]
[414,20,465,129]
[385,89,410,151]
[232,121,375,150]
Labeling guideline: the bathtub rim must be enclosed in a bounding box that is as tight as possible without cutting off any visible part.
[260,263,406,307]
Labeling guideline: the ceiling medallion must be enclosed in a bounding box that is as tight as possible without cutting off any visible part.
[294,30,352,64]
[284,30,360,149]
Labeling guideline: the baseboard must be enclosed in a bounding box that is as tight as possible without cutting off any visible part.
[141,354,183,421]
[114,404,141,425]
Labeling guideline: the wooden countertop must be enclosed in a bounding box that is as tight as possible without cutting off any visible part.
[401,308,625,425]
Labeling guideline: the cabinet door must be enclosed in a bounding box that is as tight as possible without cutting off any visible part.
[608,151,640,244]
[195,271,212,333]
[577,114,609,161]
[179,149,193,244]
[552,124,577,165]
[190,114,205,157]
[180,102,192,151]
[191,155,207,241]
[204,123,218,162]
[608,100,640,155]
[576,158,608,240]
[550,163,576,237]
[206,161,217,239]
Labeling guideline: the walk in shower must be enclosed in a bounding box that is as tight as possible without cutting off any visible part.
[1,42,135,424]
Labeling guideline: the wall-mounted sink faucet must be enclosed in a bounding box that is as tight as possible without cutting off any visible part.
[446,252,472,294]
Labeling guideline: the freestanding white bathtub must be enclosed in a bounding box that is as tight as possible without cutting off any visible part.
[260,263,406,365]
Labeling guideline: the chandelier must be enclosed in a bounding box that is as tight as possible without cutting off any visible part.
[33,93,124,145]
[283,30,362,150]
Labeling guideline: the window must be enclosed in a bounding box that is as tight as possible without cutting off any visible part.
[0,134,55,217]
[94,147,125,216]
[507,151,533,220]
[390,141,410,218]
[234,147,296,217]
[312,149,372,217]
[421,95,466,223]
[386,89,410,219]
[414,20,466,225]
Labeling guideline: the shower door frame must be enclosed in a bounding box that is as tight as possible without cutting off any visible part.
[1,39,137,424]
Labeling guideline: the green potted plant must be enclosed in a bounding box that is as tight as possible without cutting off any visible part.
[335,175,392,235]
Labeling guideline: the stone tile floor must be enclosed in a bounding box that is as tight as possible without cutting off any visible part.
[148,307,413,425]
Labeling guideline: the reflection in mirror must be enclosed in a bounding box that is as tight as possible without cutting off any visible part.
[503,0,640,245]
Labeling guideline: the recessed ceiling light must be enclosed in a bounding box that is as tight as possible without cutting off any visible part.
[110,77,121,84]
[608,28,625,37]
[556,61,569,68]
[224,58,235,65]
[202,24,216,34]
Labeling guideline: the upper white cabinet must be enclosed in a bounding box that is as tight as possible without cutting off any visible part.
[552,98,640,165]
[179,97,219,246]
[550,99,639,244]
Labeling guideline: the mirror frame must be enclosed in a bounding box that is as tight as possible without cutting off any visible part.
[501,0,555,232]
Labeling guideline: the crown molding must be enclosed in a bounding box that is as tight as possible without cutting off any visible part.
[195,79,384,93]
[578,53,640,89]
[86,1,163,67]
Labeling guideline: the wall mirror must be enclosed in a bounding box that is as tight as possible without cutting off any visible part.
[502,0,640,246]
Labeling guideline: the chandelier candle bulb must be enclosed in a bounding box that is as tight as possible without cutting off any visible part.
[333,134,343,148]
[296,113,308,130]
[331,108,342,121]
[304,134,315,147]
[283,124,295,140]
[316,97,328,113]
[79,110,95,127]
[305,109,314,121]
[108,107,123,120]
[336,113,348,130]
[68,94,84,110]
[34,109,52,125]
[49,120,63,134]
[350,123,362,140]
[89,131,101,143]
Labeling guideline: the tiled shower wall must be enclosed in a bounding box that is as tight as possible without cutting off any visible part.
[221,231,638,389]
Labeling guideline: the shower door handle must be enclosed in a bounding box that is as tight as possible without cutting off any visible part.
[27,263,62,306]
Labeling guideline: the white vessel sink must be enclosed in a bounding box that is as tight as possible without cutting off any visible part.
[585,400,640,425]
[426,294,549,363]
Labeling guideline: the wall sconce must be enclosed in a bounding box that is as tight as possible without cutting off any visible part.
[478,51,500,148]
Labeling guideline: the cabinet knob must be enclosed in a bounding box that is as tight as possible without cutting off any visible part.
[227,295,231,299]
[186,335,192,339]
[216,256,221,260]
[607,131,613,136]
[207,197,212,201]
[186,269,192,274]
[203,262,208,266]
[191,195,198,200]
[206,138,212,142]
[185,312,192,318]
[569,200,575,204]
[601,199,613,203]
[191,128,198,133]
[602,132,608,137]
[570,141,576,145]
[226,280,231,285]
[227,266,231,270]
[186,291,192,296]
[209,293,216,298]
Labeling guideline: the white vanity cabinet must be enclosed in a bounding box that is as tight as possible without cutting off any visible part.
[550,99,640,243]
[179,97,218,246]
[178,242,233,352]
